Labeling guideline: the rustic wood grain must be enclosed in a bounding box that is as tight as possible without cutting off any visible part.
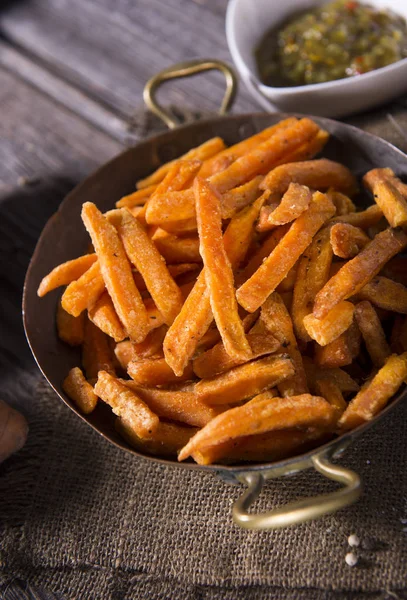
[0,0,256,125]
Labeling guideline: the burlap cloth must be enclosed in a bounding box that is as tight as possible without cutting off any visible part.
[1,103,407,600]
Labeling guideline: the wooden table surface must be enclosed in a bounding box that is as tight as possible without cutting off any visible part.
[1,1,407,597]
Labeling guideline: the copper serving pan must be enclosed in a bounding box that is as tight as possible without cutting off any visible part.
[23,60,407,530]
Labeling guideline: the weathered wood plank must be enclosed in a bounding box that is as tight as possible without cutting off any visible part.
[0,0,256,123]
[0,67,122,415]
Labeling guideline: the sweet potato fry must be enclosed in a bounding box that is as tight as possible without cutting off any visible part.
[237,191,335,312]
[330,223,370,259]
[136,137,225,189]
[82,318,116,381]
[363,168,407,227]
[381,256,407,286]
[128,324,167,360]
[220,175,264,219]
[117,418,198,457]
[210,118,320,194]
[315,320,361,368]
[259,292,308,396]
[192,427,329,465]
[109,208,183,325]
[122,381,225,427]
[56,300,85,346]
[198,118,298,180]
[315,379,347,415]
[116,183,157,208]
[62,367,98,414]
[275,129,329,165]
[38,254,97,297]
[260,158,358,196]
[355,276,407,314]
[313,228,407,319]
[95,371,159,438]
[114,340,136,370]
[127,357,194,386]
[276,264,298,293]
[61,261,105,317]
[303,356,360,394]
[330,204,383,229]
[145,189,195,225]
[339,352,407,430]
[178,394,336,461]
[257,183,312,231]
[81,203,149,342]
[326,189,356,216]
[354,301,391,367]
[195,178,251,361]
[193,330,281,379]
[236,225,290,286]
[292,227,333,342]
[151,229,201,263]
[303,301,355,346]
[194,354,294,405]
[88,291,127,342]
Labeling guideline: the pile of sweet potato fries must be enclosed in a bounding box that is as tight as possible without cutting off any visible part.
[38,117,407,464]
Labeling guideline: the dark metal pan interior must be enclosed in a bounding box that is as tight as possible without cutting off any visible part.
[23,112,407,475]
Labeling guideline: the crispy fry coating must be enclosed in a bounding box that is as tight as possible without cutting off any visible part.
[62,367,98,414]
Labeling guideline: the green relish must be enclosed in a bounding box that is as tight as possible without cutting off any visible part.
[255,0,407,86]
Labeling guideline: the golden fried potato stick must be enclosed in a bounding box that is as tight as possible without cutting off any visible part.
[194,354,294,405]
[259,292,308,396]
[355,276,407,314]
[114,340,136,370]
[61,261,105,317]
[210,118,320,194]
[275,129,329,165]
[116,183,157,208]
[95,371,159,438]
[292,227,333,342]
[88,291,127,342]
[127,357,194,386]
[260,158,358,196]
[236,225,290,286]
[82,318,116,382]
[37,254,97,297]
[56,301,85,346]
[363,168,407,227]
[339,352,407,430]
[330,204,383,229]
[164,192,264,376]
[326,189,356,216]
[136,137,225,189]
[193,331,281,379]
[194,177,251,361]
[122,380,226,428]
[315,320,361,368]
[303,356,360,394]
[329,223,370,259]
[237,191,335,313]
[130,324,167,360]
[191,420,328,465]
[354,301,391,368]
[303,301,355,346]
[81,202,149,342]
[198,118,298,180]
[116,418,198,457]
[144,189,196,225]
[132,263,198,293]
[313,228,407,320]
[109,208,183,325]
[178,394,336,461]
[257,183,312,231]
[62,367,98,414]
[315,379,347,415]
[152,229,201,263]
[220,175,264,219]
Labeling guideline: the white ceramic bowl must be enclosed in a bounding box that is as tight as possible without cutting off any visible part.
[226,0,407,117]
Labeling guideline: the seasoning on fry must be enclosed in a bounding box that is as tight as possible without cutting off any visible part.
[62,367,98,415]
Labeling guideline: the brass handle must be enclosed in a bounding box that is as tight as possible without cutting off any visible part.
[232,455,362,530]
[143,59,238,129]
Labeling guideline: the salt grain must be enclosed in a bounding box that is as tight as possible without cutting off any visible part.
[348,534,360,548]
[345,552,358,567]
